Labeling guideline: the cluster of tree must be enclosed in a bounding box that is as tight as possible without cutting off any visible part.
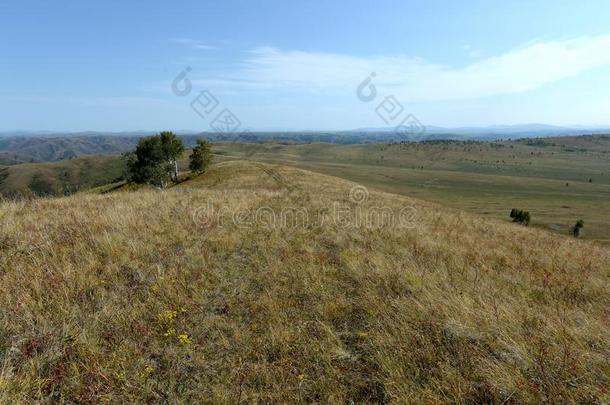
[510,208,531,225]
[123,132,212,188]
[572,219,584,238]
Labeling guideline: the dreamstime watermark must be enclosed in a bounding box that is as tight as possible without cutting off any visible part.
[356,72,426,138]
[171,66,246,134]
[191,185,417,230]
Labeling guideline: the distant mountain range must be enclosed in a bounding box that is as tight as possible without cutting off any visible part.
[0,136,141,164]
[350,124,610,140]
[4,124,610,141]
[1,124,609,165]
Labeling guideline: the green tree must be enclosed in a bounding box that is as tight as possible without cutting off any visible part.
[159,131,185,182]
[121,151,137,181]
[126,132,184,188]
[189,138,213,174]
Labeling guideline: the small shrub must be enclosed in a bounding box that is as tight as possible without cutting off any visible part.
[510,209,531,226]
[572,219,584,237]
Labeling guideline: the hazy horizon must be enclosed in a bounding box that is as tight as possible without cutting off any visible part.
[3,123,610,135]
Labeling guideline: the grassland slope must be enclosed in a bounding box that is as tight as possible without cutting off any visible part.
[0,161,608,403]
[213,138,610,242]
[0,155,125,198]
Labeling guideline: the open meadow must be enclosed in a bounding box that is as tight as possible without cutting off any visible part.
[211,136,610,244]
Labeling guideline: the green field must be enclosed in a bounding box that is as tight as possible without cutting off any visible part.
[211,136,610,243]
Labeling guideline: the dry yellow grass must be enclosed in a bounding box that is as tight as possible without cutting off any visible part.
[0,160,608,403]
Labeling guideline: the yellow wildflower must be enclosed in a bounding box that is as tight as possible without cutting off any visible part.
[163,328,176,337]
[158,310,177,324]
[177,334,192,345]
[138,365,154,378]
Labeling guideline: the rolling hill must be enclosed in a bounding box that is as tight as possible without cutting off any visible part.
[212,136,610,243]
[0,160,607,402]
[2,127,608,166]
[3,134,608,244]
[0,136,141,163]
[0,155,125,198]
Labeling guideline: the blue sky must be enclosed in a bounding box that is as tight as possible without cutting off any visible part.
[2,0,610,131]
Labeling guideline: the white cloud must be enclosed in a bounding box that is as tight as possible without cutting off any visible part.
[193,35,610,102]
[463,45,483,59]
[169,38,217,51]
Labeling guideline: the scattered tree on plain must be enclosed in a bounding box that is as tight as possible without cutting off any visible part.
[510,208,531,225]
[189,139,213,174]
[124,132,184,188]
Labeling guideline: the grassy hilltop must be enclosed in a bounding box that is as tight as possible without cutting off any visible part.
[0,160,608,403]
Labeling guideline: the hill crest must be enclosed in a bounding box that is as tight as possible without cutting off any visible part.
[0,161,608,402]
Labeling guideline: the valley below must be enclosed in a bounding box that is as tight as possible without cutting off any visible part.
[211,136,610,244]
